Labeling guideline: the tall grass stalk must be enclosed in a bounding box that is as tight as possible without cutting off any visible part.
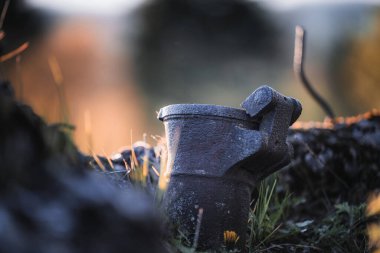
[48,55,70,125]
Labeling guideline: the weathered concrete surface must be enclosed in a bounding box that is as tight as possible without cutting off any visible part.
[159,85,302,251]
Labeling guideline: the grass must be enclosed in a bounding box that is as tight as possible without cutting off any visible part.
[1,76,371,252]
[245,180,368,253]
[93,146,368,253]
[2,78,370,253]
[0,6,372,250]
[161,171,368,253]
[0,3,375,252]
[248,175,292,252]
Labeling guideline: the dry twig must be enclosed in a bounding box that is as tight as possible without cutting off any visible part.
[294,25,336,119]
[0,42,29,62]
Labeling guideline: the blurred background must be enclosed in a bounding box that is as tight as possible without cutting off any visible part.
[1,0,380,154]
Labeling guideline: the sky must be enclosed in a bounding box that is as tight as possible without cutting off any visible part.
[260,0,380,10]
[27,0,147,15]
[27,0,380,15]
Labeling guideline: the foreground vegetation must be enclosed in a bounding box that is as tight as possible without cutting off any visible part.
[1,81,380,252]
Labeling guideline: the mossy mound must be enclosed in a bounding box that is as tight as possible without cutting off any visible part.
[0,81,169,253]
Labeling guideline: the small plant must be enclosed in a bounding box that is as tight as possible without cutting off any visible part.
[248,174,291,252]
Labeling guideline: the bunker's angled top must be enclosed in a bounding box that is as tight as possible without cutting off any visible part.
[241,85,302,126]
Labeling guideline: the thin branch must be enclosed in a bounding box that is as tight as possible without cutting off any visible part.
[255,243,322,252]
[0,0,10,30]
[255,223,282,248]
[0,42,29,62]
[294,25,336,119]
